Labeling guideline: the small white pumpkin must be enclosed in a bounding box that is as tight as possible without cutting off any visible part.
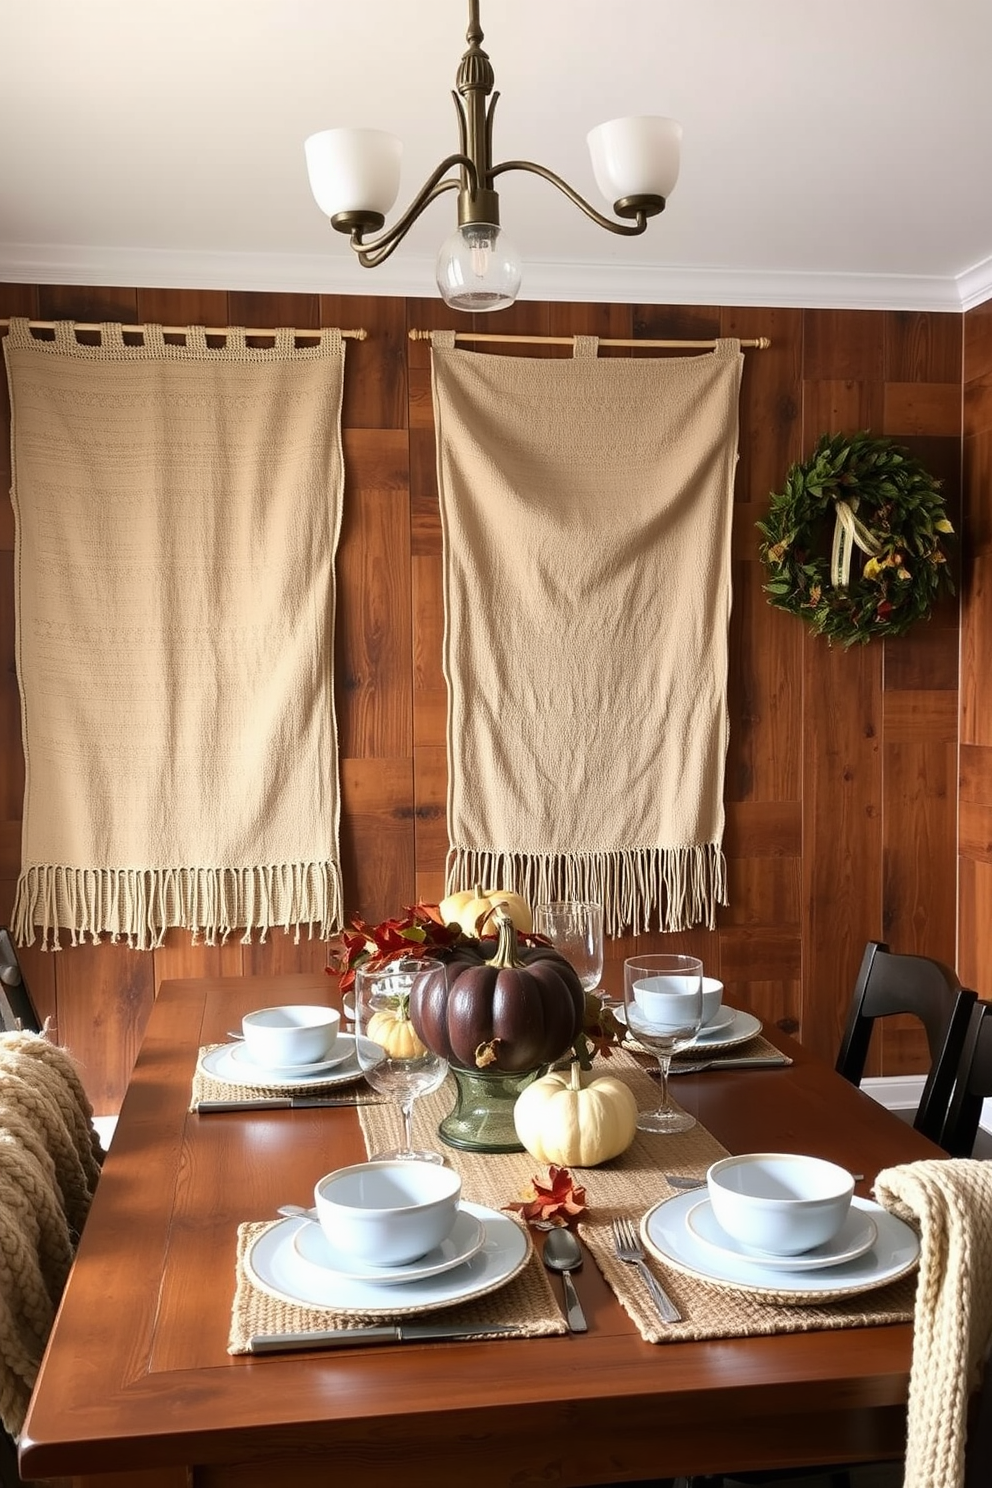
[438,884,533,937]
[513,1060,638,1168]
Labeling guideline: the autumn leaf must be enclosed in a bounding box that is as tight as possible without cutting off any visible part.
[572,992,625,1069]
[324,903,477,989]
[506,1166,587,1228]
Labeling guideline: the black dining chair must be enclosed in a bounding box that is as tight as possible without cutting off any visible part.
[939,1000,992,1159]
[835,940,976,1145]
[0,929,43,1035]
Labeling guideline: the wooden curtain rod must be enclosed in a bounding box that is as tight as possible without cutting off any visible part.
[409,330,771,349]
[0,319,367,340]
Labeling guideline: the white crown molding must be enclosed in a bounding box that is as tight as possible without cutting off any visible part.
[956,253,992,312]
[0,241,981,314]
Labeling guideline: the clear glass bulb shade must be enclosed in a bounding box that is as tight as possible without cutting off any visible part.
[587,115,682,204]
[304,127,402,218]
[435,223,522,312]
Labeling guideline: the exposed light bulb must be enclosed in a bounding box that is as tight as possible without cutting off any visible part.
[435,223,522,312]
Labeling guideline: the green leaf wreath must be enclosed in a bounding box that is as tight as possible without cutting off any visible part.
[757,430,955,646]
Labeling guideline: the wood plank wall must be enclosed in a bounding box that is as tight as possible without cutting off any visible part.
[961,298,992,994]
[0,282,965,1113]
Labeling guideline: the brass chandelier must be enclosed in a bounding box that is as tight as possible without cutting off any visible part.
[304,0,681,312]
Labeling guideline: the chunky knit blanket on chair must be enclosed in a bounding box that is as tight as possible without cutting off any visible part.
[875,1157,992,1488]
[0,1030,102,1437]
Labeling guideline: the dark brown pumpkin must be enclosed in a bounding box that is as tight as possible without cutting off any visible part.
[409,910,584,1073]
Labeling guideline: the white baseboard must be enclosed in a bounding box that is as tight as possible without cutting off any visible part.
[861,1075,927,1113]
[92,1114,118,1149]
[862,1076,992,1136]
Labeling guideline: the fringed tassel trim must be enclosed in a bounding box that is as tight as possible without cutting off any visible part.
[11,863,345,952]
[445,844,727,938]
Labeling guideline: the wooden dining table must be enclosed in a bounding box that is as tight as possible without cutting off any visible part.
[20,973,941,1487]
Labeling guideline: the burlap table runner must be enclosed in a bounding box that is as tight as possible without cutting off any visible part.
[191,1043,368,1110]
[359,1050,917,1345]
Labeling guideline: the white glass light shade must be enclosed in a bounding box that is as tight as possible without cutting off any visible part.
[587,115,682,204]
[435,223,522,312]
[304,128,402,218]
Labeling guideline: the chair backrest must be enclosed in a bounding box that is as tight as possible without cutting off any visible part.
[0,929,42,1035]
[835,940,977,1145]
[939,1000,992,1159]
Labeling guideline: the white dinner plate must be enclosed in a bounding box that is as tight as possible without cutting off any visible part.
[200,1034,378,1090]
[290,1207,486,1286]
[228,1041,354,1078]
[698,1005,736,1036]
[641,1190,919,1302]
[615,1005,762,1056]
[683,1008,763,1052]
[684,1197,880,1272]
[245,1203,530,1315]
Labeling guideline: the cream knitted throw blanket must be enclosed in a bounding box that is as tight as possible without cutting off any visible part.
[4,319,346,949]
[875,1158,992,1488]
[431,333,743,935]
[0,1029,102,1437]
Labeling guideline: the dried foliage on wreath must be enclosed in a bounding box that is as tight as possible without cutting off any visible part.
[757,430,955,646]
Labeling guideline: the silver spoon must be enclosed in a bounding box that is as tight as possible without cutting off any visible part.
[277,1204,318,1221]
[542,1228,588,1333]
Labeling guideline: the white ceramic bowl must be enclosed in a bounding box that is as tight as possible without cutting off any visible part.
[241,1004,340,1068]
[632,973,705,1033]
[700,977,724,1025]
[706,1153,855,1256]
[314,1160,462,1267]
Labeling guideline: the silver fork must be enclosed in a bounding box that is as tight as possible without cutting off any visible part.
[611,1216,681,1323]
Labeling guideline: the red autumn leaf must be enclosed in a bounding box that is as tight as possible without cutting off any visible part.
[325,902,480,989]
[506,1165,587,1227]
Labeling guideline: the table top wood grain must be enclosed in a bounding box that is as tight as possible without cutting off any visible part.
[20,974,940,1487]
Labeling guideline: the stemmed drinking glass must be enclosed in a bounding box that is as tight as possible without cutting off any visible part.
[533,901,604,999]
[623,954,704,1134]
[354,957,449,1164]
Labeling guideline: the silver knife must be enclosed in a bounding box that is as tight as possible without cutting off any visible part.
[196,1096,387,1112]
[247,1323,522,1353]
[666,1055,790,1075]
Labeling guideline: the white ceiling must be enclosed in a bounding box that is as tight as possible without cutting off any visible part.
[2,0,991,313]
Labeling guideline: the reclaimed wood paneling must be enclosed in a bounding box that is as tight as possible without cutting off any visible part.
[0,284,969,1111]
[961,299,992,997]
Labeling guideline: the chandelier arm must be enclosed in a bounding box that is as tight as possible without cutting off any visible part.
[489,159,656,236]
[350,154,477,268]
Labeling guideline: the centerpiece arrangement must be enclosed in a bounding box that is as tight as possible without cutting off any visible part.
[326,889,624,1153]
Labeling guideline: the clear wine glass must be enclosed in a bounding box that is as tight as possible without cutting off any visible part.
[533,901,604,997]
[622,953,703,1134]
[354,957,449,1164]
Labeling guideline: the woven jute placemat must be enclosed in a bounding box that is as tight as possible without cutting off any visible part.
[359,1051,917,1346]
[191,1042,365,1110]
[670,1031,790,1067]
[226,1058,568,1352]
[228,1217,566,1353]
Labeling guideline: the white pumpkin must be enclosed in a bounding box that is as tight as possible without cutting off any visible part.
[513,1060,638,1168]
[438,884,532,937]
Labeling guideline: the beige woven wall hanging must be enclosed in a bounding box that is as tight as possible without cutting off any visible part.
[431,332,743,936]
[4,319,346,949]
